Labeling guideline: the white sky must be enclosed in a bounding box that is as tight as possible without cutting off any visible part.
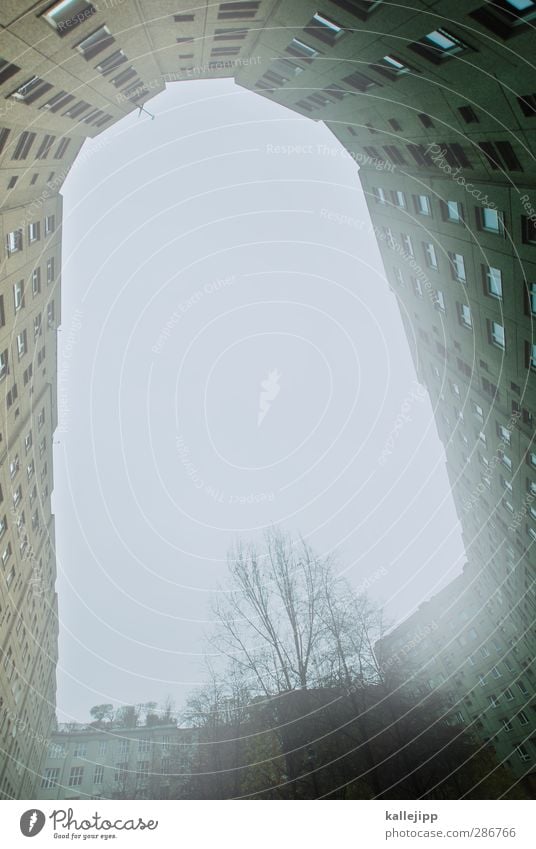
[54,78,465,722]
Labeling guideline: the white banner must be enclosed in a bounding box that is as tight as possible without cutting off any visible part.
[0,800,533,848]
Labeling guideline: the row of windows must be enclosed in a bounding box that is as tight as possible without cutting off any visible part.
[35,2,150,105]
[41,753,180,788]
[373,188,512,236]
[6,217,55,257]
[0,128,71,163]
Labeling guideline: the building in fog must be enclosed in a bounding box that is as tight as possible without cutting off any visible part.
[0,0,534,797]
[38,722,196,800]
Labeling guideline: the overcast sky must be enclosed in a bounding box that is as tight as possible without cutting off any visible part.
[54,78,465,723]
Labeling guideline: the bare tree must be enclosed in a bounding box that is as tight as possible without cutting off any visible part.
[211,528,382,696]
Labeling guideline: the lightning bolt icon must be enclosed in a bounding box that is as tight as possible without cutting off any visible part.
[28,811,38,833]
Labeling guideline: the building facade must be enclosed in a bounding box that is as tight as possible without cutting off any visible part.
[0,0,534,798]
[38,722,196,800]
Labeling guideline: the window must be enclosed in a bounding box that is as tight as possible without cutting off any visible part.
[69,766,84,786]
[504,687,515,701]
[392,191,406,208]
[0,58,20,85]
[459,104,479,123]
[7,230,23,255]
[500,451,512,470]
[444,200,463,222]
[489,320,506,350]
[76,25,115,59]
[96,49,128,75]
[518,710,529,725]
[119,739,130,755]
[98,740,107,756]
[372,186,387,204]
[138,738,150,753]
[12,133,36,161]
[9,454,20,480]
[521,215,536,244]
[393,268,405,287]
[418,112,434,128]
[63,100,91,119]
[36,135,56,160]
[41,91,75,113]
[401,234,414,256]
[330,1,383,21]
[34,315,42,339]
[28,222,41,244]
[13,281,24,311]
[47,257,55,284]
[502,475,513,492]
[516,744,531,762]
[55,138,71,159]
[502,718,513,732]
[73,743,87,758]
[372,54,411,80]
[114,762,128,782]
[488,693,500,708]
[305,13,345,45]
[41,767,60,788]
[0,350,8,381]
[415,194,432,215]
[42,1,96,35]
[496,140,523,171]
[110,68,137,88]
[518,92,536,116]
[410,28,469,63]
[32,269,42,296]
[382,226,395,249]
[286,38,319,60]
[407,144,434,167]
[458,303,472,328]
[342,70,377,91]
[383,145,406,165]
[48,743,66,759]
[434,290,445,311]
[497,422,511,444]
[94,765,104,784]
[448,252,467,282]
[218,2,260,20]
[484,265,503,298]
[439,143,472,169]
[478,206,504,233]
[2,543,12,566]
[45,215,56,236]
[16,331,27,360]
[527,342,536,370]
[136,761,149,782]
[470,0,536,40]
[424,242,438,269]
[10,77,53,105]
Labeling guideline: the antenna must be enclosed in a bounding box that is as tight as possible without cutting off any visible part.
[138,105,155,121]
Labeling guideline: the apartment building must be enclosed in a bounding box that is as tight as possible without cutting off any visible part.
[38,722,197,800]
[376,562,536,793]
[0,0,534,798]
